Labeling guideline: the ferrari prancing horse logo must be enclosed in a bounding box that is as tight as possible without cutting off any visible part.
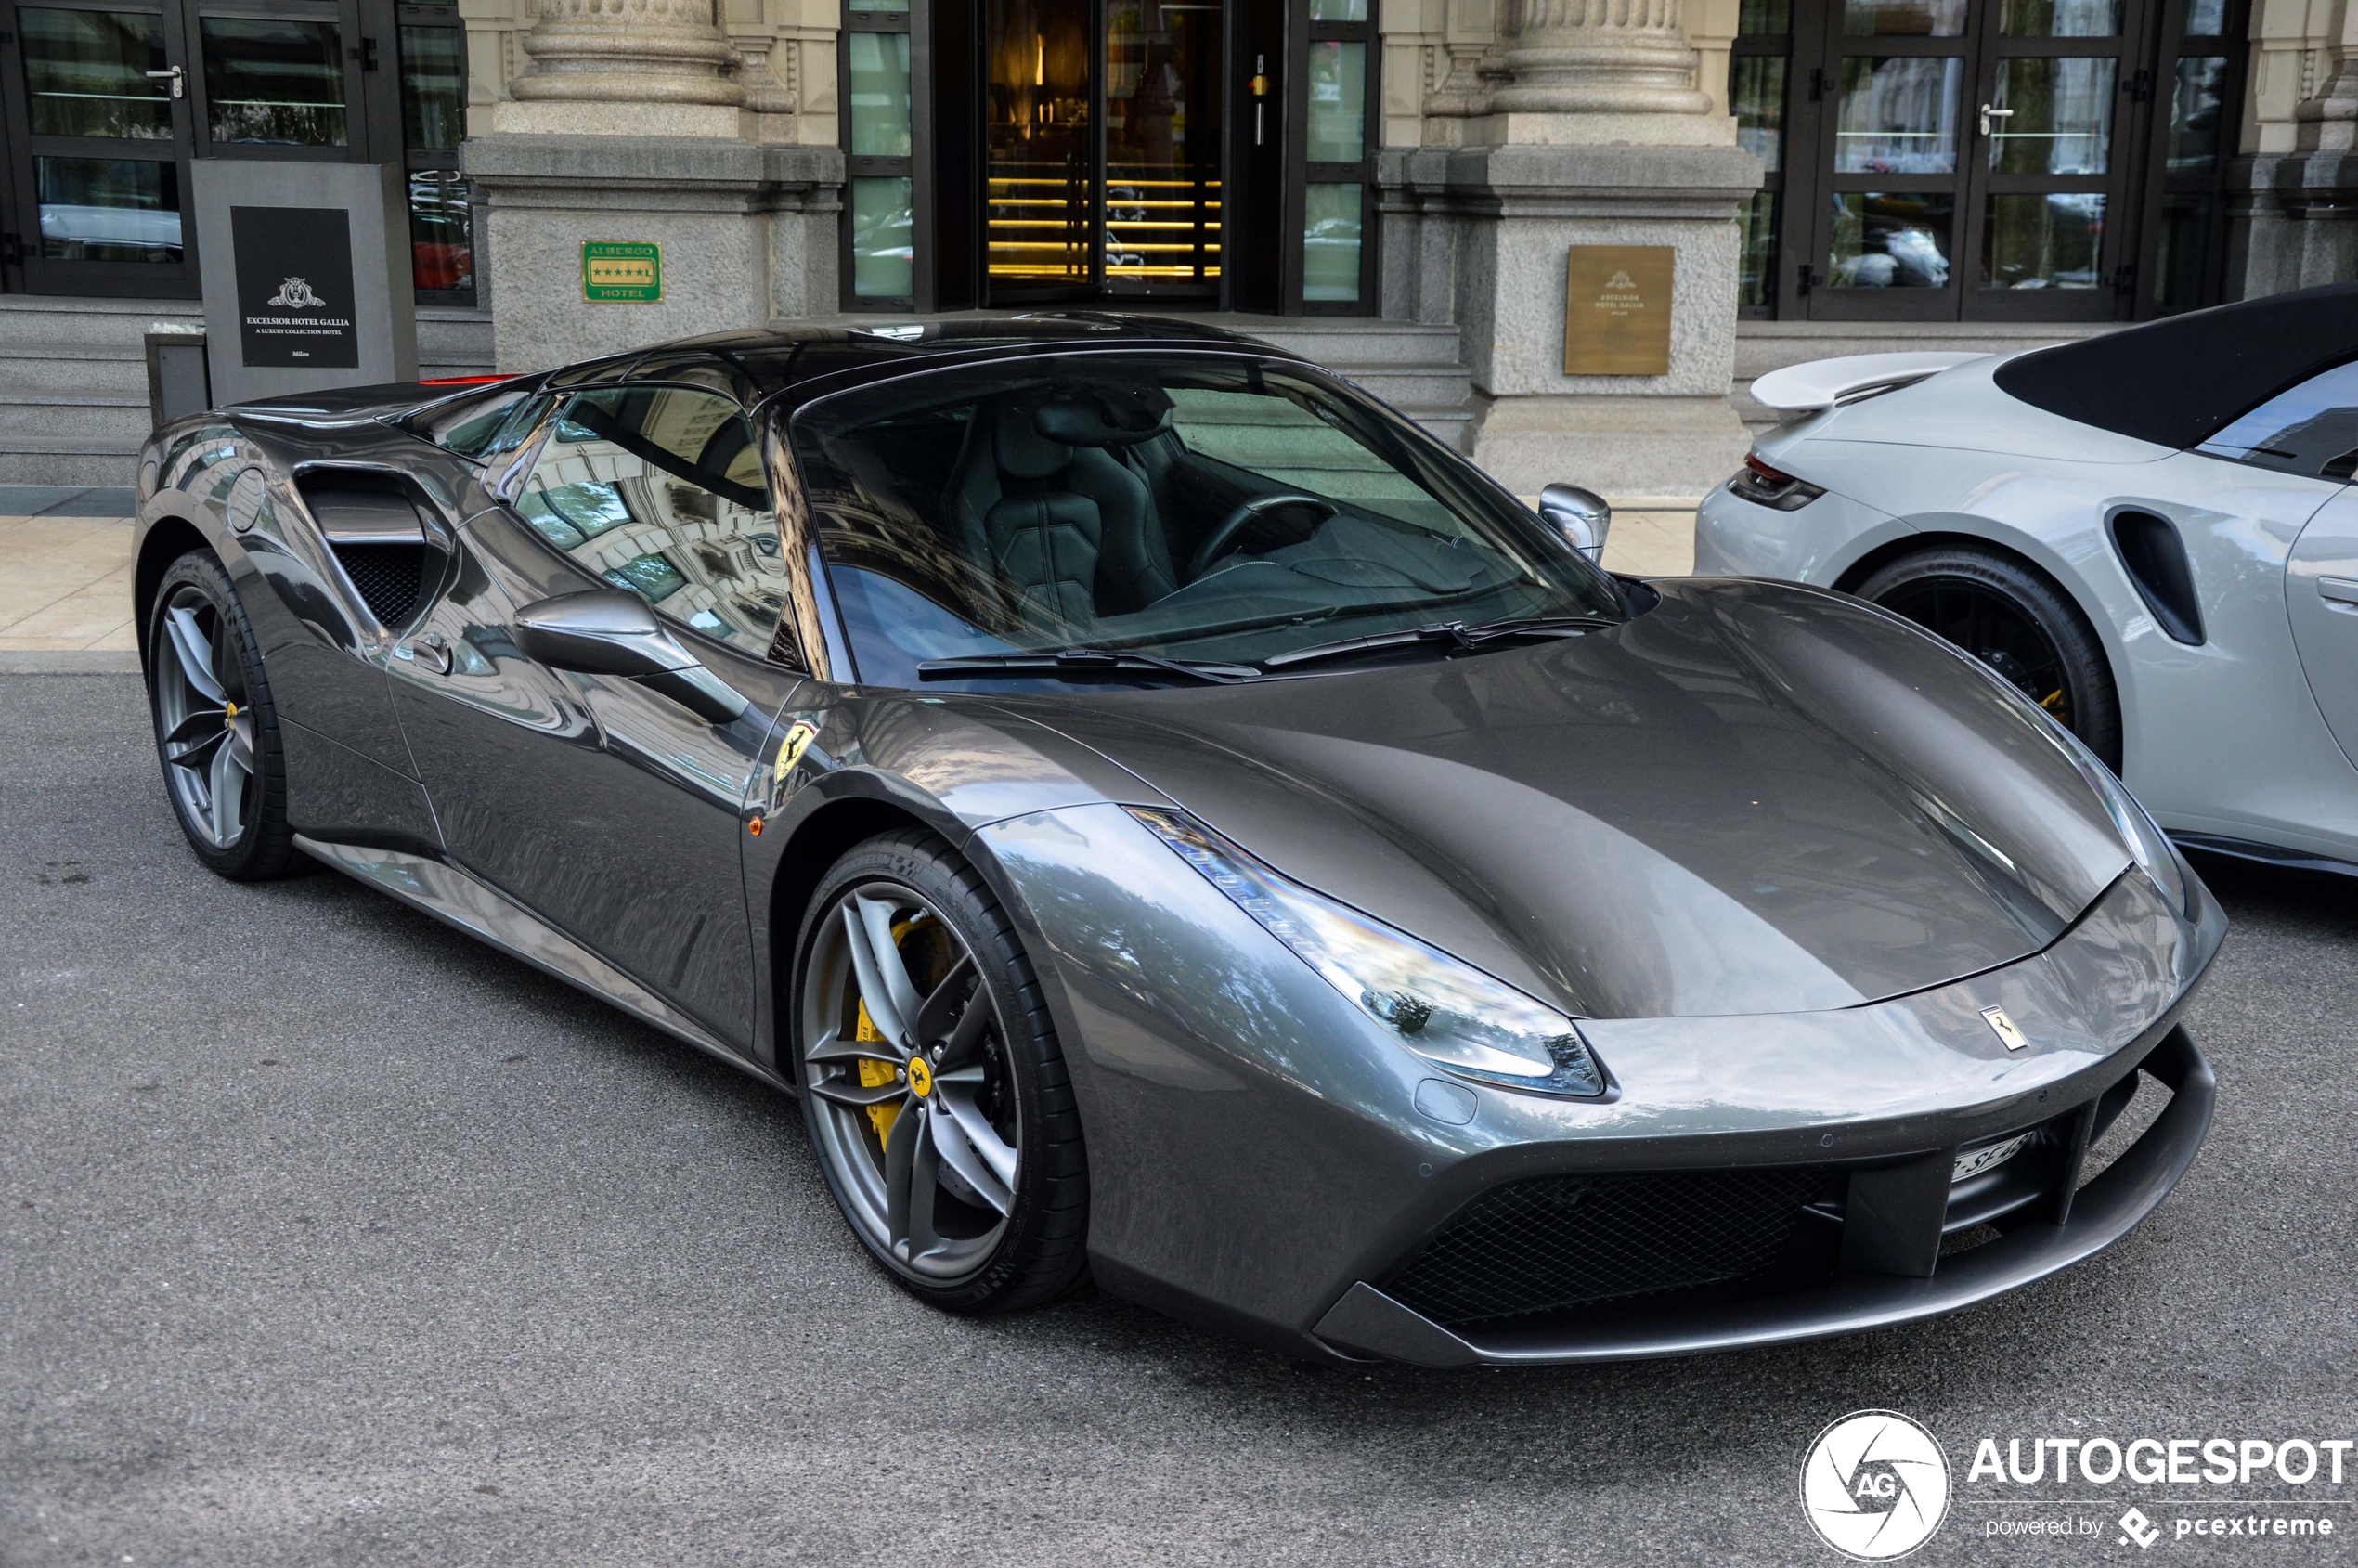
[1980,1006,2028,1051]
[773,719,821,785]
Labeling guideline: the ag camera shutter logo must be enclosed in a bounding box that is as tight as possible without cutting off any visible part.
[1801,1410,1952,1560]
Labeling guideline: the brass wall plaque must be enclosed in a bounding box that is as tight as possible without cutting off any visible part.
[1562,245,1676,377]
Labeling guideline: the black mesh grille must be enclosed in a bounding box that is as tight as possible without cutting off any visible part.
[1387,1169,1832,1327]
[331,543,424,628]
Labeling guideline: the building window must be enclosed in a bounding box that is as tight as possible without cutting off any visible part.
[843,0,916,305]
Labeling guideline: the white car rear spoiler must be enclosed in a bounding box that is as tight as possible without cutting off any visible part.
[1748,352,1990,418]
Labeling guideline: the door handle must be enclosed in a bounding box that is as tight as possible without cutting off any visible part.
[146,65,185,99]
[399,631,454,675]
[2318,576,2358,607]
[1979,103,2014,137]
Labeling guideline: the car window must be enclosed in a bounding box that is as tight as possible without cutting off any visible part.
[511,382,790,656]
[405,382,552,460]
[2196,359,2358,481]
[789,352,1625,689]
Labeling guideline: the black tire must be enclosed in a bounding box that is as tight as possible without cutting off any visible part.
[1855,543,2122,768]
[145,549,303,881]
[792,828,1088,1315]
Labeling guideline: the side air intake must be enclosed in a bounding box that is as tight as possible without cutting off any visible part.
[2107,510,2205,646]
[295,470,439,630]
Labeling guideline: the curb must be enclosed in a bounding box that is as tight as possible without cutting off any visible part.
[0,651,141,674]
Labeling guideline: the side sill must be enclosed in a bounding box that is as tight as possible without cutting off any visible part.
[2174,833,2358,882]
[295,835,785,1093]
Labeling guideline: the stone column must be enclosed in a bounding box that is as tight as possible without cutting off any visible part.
[496,0,745,139]
[465,0,843,371]
[1383,0,1762,499]
[1486,0,1710,126]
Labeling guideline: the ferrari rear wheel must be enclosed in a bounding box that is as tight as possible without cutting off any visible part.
[1857,544,2122,768]
[794,829,1087,1314]
[146,550,302,880]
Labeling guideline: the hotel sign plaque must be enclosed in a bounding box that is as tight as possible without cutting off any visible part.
[583,241,664,303]
[1562,245,1676,377]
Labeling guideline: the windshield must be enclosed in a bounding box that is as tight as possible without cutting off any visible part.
[789,352,1626,689]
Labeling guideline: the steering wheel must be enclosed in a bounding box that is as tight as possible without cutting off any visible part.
[1189,493,1337,578]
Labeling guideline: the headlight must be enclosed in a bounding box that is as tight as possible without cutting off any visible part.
[2041,719,2192,918]
[1127,807,1607,1097]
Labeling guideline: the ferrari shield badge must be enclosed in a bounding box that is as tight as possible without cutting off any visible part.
[773,719,822,786]
[1979,1006,2028,1052]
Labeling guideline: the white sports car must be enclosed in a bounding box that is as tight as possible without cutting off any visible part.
[1696,283,2358,879]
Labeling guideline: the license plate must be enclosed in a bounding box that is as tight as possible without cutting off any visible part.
[1951,1131,2034,1184]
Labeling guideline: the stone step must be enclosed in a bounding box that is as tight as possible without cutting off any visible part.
[0,391,152,442]
[0,436,140,489]
[1225,317,1470,367]
[1400,405,1476,453]
[1325,359,1473,410]
[0,343,149,396]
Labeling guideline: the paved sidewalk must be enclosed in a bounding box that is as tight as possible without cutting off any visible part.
[0,488,138,664]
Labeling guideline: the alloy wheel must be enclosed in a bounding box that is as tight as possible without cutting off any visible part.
[1875,577,2076,729]
[152,585,258,850]
[801,882,1021,1281]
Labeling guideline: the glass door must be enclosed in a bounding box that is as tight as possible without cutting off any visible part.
[0,0,200,296]
[1964,0,2142,317]
[1794,0,2147,319]
[2131,0,2245,316]
[1804,0,1977,317]
[1101,0,1221,299]
[981,0,1223,305]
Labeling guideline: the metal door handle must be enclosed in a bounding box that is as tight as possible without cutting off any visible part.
[400,631,454,674]
[145,66,185,99]
[1979,103,2014,136]
[2319,575,2358,607]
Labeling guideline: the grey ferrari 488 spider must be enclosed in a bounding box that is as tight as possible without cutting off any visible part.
[133,316,2221,1367]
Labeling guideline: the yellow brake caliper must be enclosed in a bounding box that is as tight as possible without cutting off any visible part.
[856,999,900,1148]
[854,916,920,1150]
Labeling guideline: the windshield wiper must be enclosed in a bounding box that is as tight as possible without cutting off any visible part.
[917,648,1263,684]
[1260,615,1620,672]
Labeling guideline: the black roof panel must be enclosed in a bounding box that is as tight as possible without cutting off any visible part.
[1992,283,2358,450]
[552,313,1285,407]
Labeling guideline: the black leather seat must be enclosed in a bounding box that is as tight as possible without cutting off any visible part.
[944,391,1181,624]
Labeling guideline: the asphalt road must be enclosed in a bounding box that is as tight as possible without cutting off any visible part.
[5,672,2354,1567]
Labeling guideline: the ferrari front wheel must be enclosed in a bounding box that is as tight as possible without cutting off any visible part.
[146,550,302,880]
[794,829,1088,1315]
[1856,543,2122,769]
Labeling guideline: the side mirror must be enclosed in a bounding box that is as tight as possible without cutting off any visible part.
[1538,483,1612,564]
[512,589,750,725]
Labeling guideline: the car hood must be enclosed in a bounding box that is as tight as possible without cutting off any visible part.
[995,579,2133,1020]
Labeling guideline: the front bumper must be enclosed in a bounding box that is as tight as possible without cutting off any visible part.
[978,805,2224,1366]
[1312,1024,2211,1366]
